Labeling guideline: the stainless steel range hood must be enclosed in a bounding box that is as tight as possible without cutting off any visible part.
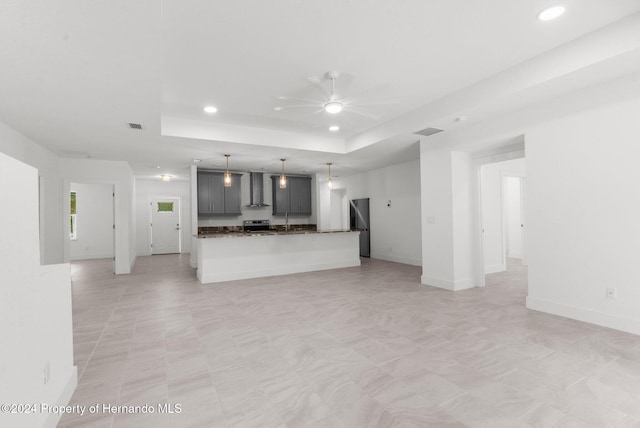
[246,172,270,207]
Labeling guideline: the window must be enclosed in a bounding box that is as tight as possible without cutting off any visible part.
[157,201,174,212]
[70,191,77,240]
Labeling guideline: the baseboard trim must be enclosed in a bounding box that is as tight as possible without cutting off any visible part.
[69,253,114,261]
[370,253,422,266]
[526,296,640,336]
[129,255,137,272]
[421,275,476,291]
[43,366,78,428]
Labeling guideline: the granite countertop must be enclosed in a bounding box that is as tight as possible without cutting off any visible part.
[194,229,356,239]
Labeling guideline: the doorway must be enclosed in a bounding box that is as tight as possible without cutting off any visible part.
[69,182,115,273]
[150,197,181,254]
[478,157,526,283]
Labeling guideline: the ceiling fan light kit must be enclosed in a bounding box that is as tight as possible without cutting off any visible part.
[324,101,344,114]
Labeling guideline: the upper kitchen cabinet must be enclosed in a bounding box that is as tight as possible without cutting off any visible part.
[271,176,312,216]
[197,171,242,216]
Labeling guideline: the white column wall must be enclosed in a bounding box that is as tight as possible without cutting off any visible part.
[451,151,476,290]
[420,147,454,285]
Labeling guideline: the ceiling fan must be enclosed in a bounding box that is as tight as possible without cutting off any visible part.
[274,71,392,121]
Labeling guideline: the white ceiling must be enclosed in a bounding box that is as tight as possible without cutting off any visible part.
[1,0,640,181]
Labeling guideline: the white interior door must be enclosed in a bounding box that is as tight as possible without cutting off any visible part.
[520,178,527,266]
[505,176,523,259]
[151,197,180,255]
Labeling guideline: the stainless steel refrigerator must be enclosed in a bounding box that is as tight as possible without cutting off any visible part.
[349,198,370,257]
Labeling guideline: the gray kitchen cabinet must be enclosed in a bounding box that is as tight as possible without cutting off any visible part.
[271,175,311,216]
[271,176,289,216]
[198,171,241,215]
[223,173,242,215]
[289,176,312,215]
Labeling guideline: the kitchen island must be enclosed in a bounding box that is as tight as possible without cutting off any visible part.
[195,230,361,284]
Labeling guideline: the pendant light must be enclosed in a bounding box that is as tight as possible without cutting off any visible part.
[279,158,287,189]
[327,163,333,189]
[224,154,232,187]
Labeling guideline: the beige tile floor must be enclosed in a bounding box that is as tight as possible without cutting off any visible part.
[57,256,640,428]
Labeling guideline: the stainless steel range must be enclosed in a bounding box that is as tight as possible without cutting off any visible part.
[243,219,270,232]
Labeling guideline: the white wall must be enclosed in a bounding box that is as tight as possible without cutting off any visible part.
[526,97,640,335]
[335,159,422,266]
[0,122,63,265]
[70,183,114,260]
[330,188,346,230]
[60,159,137,274]
[0,152,76,428]
[136,178,191,256]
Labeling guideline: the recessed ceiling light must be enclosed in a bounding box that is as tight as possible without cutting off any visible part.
[324,101,344,114]
[156,165,161,169]
[538,5,565,21]
[329,126,340,132]
[204,106,218,114]
[193,159,201,163]
[274,107,283,111]
[160,174,172,182]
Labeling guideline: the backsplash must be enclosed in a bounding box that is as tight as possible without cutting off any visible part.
[198,224,317,235]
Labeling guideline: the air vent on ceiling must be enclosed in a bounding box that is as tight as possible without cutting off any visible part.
[414,127,444,137]
[127,122,143,130]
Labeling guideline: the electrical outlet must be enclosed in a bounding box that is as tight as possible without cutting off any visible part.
[606,287,617,300]
[43,361,50,385]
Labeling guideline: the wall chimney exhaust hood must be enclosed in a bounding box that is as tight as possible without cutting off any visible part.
[247,172,270,207]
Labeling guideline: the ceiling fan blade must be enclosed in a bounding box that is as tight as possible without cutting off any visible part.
[277,104,320,110]
[273,95,323,104]
[347,98,400,107]
[306,75,331,99]
[295,108,327,121]
[340,83,395,105]
[331,72,356,99]
[345,106,381,121]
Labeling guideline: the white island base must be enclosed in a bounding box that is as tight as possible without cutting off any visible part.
[196,231,361,284]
